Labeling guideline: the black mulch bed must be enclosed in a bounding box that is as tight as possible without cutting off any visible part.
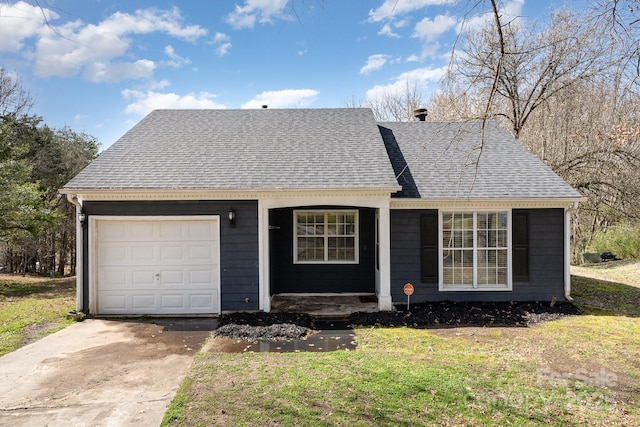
[214,302,582,341]
[350,301,582,328]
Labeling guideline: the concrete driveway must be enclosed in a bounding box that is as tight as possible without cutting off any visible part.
[0,318,216,427]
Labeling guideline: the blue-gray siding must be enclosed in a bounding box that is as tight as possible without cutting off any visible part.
[269,207,376,294]
[81,201,259,312]
[390,208,566,302]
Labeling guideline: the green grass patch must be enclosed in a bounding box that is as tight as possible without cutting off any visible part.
[571,274,640,316]
[163,320,640,426]
[163,268,640,426]
[0,274,76,356]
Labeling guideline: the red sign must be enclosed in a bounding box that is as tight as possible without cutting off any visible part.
[403,283,414,296]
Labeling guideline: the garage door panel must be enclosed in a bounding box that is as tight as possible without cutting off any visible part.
[159,222,184,239]
[94,217,220,315]
[98,269,158,289]
[130,222,155,239]
[131,245,156,262]
[97,222,127,240]
[160,245,185,262]
[132,270,156,287]
[98,291,217,314]
[161,270,184,285]
[187,221,217,239]
[161,294,185,309]
[189,245,215,260]
[98,244,128,264]
[132,294,156,310]
[99,293,128,311]
[190,270,214,285]
[97,268,129,287]
[98,243,155,266]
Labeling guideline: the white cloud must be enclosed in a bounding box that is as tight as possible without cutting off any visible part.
[366,66,447,101]
[211,32,232,56]
[164,45,191,68]
[84,59,156,83]
[241,89,319,109]
[378,23,400,38]
[360,54,389,75]
[410,14,457,59]
[458,0,525,34]
[414,14,456,42]
[24,6,207,82]
[368,0,456,23]
[122,89,226,115]
[213,32,230,43]
[0,1,57,52]
[100,8,207,42]
[216,42,232,56]
[225,0,290,29]
[148,79,171,90]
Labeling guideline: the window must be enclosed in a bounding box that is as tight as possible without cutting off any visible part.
[441,211,511,290]
[294,210,358,263]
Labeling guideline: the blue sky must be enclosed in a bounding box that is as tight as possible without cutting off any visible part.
[1,0,573,150]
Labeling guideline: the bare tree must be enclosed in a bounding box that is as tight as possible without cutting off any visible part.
[446,8,611,138]
[0,68,33,118]
[364,81,428,122]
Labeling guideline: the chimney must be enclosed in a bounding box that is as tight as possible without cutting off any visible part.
[414,108,428,121]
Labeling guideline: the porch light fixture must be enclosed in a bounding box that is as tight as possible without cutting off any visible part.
[78,213,86,224]
[228,208,236,228]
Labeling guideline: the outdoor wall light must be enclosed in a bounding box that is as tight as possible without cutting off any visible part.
[228,208,236,228]
[78,213,86,224]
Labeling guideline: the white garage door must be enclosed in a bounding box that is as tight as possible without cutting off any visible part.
[93,216,220,315]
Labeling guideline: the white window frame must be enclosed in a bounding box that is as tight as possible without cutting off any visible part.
[439,209,512,291]
[293,209,359,264]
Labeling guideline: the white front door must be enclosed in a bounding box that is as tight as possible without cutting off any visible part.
[92,216,220,315]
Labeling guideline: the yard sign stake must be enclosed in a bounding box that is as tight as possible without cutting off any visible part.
[403,283,414,310]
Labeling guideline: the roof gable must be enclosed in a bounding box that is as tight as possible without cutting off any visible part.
[379,120,582,200]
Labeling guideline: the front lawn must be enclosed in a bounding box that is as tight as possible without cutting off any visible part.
[163,264,640,426]
[0,274,76,356]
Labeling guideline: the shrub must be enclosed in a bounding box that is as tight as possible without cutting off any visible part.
[588,223,640,260]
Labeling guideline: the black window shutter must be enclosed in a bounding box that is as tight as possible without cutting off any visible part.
[420,212,439,283]
[512,211,529,282]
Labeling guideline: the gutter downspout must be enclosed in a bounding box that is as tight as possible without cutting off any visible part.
[66,194,83,312]
[564,202,579,301]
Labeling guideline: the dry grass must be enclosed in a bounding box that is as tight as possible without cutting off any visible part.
[571,260,640,288]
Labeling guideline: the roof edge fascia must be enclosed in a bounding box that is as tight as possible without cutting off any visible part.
[59,186,402,202]
[390,197,586,209]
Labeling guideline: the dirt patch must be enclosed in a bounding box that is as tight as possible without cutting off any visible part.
[19,320,60,347]
[214,323,310,341]
[214,312,313,342]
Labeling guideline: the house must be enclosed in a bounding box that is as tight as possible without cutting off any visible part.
[60,108,583,315]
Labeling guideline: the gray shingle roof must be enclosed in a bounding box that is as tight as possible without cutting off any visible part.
[63,108,399,191]
[379,120,582,199]
[63,109,581,201]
